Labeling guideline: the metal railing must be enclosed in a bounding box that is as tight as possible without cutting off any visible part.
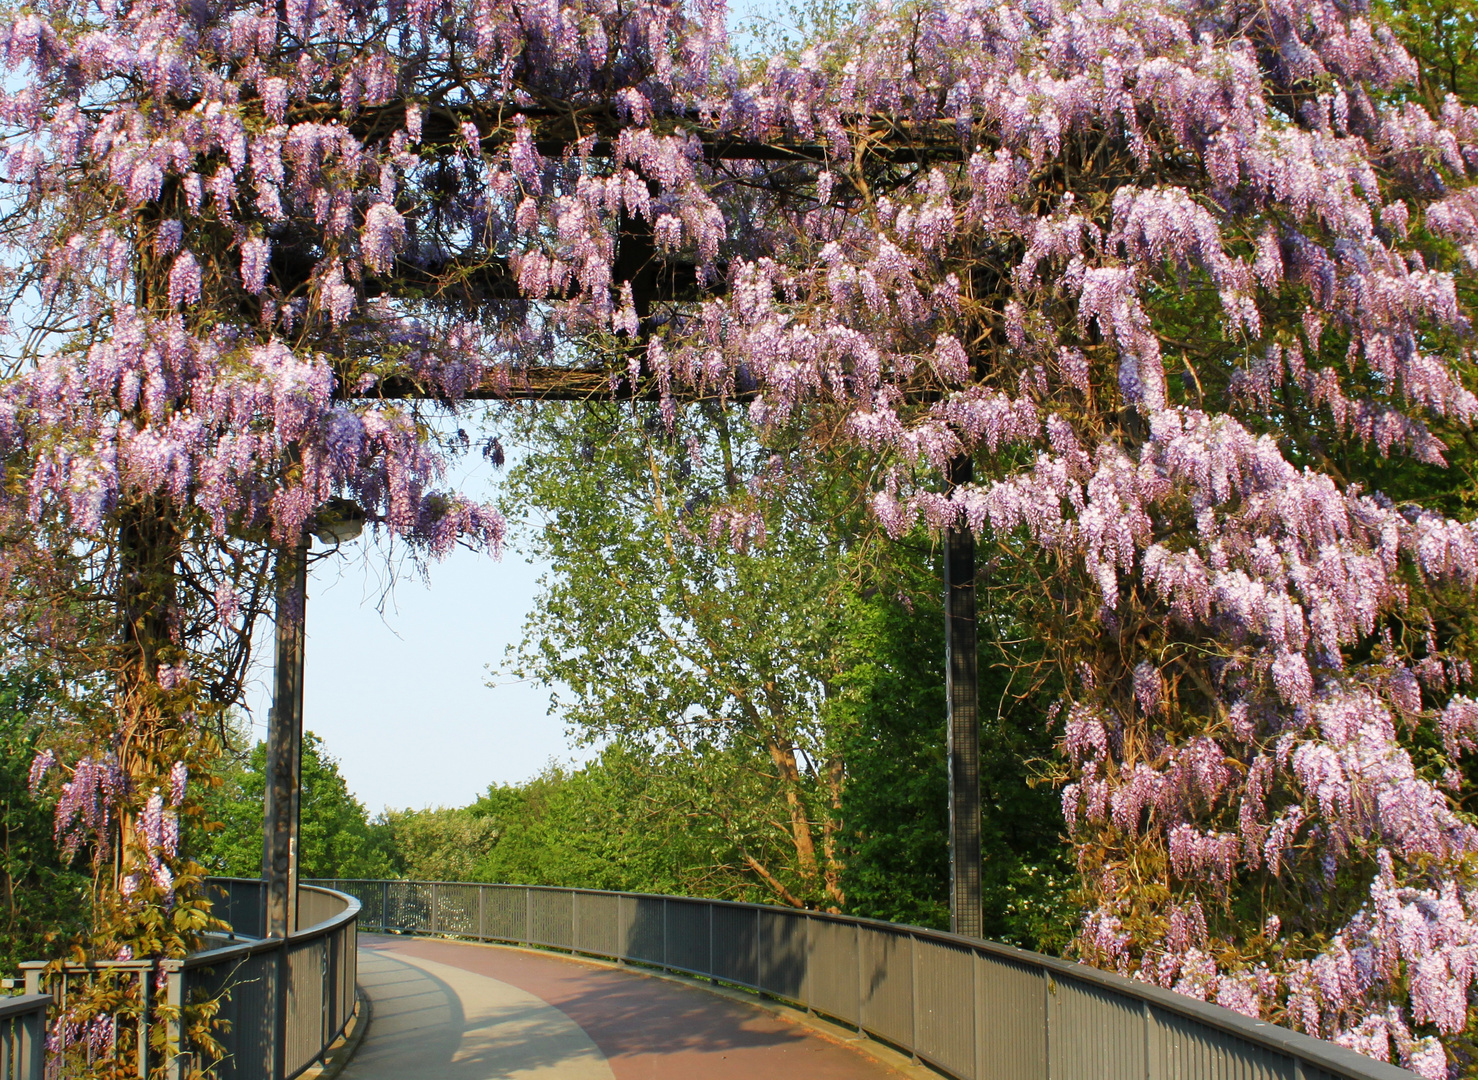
[312,878,1418,1080]
[22,880,358,1080]
[0,995,47,1080]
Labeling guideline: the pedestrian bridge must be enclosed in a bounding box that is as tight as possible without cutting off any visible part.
[10,879,1420,1080]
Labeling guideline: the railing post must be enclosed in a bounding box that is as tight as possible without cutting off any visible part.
[430,883,439,935]
[273,942,289,1080]
[1043,968,1054,1080]
[322,936,331,1060]
[972,943,983,1080]
[616,894,627,964]
[18,1000,44,1080]
[662,898,669,971]
[571,890,579,955]
[163,962,186,1080]
[478,885,487,940]
[754,906,761,993]
[381,880,390,932]
[525,887,533,946]
[138,967,151,1078]
[1142,1000,1160,1080]
[909,933,920,1065]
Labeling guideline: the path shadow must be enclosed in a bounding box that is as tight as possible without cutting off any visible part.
[378,937,825,1060]
[351,939,612,1079]
[342,948,465,1078]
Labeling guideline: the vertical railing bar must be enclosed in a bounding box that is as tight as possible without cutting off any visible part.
[478,885,487,941]
[322,935,332,1064]
[137,968,150,1079]
[855,919,864,1035]
[273,940,288,1080]
[971,944,982,1080]
[524,887,532,946]
[754,905,761,994]
[662,898,669,971]
[163,964,184,1080]
[1142,1000,1159,1080]
[25,999,43,1080]
[910,932,921,1065]
[381,881,389,933]
[1043,967,1053,1080]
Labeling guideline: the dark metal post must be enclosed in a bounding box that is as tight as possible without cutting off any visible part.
[945,455,982,938]
[263,533,309,939]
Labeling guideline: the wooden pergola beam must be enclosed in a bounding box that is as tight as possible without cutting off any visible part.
[335,99,968,165]
[353,367,755,403]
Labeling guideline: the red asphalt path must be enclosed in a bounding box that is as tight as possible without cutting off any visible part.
[354,933,907,1080]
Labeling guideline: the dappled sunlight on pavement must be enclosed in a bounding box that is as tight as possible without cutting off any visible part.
[348,934,906,1079]
[341,942,615,1079]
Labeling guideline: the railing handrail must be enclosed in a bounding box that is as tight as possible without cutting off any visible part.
[17,883,359,978]
[170,883,361,973]
[0,994,49,1021]
[313,877,1417,1080]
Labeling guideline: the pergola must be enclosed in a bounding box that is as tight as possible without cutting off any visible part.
[258,113,989,939]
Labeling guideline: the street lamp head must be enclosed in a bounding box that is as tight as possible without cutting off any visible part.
[311,498,366,546]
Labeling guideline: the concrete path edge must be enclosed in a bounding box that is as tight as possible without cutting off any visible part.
[375,933,945,1080]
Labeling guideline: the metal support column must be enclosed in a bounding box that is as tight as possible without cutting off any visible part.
[945,455,982,938]
[263,533,309,939]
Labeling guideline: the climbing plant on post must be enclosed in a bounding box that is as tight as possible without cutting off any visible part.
[3,0,1478,1073]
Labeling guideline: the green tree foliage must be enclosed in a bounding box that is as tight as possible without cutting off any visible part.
[499,402,862,908]
[193,730,393,880]
[375,807,497,883]
[493,401,1073,943]
[0,664,88,975]
[829,556,1075,949]
[1381,0,1478,109]
[469,748,708,893]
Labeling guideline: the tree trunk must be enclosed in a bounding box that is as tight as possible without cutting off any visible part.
[113,495,181,883]
[763,736,822,890]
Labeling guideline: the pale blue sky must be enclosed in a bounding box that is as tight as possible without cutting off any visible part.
[243,0,799,813]
[240,420,577,813]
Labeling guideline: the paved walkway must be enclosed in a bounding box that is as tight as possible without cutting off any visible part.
[343,934,907,1079]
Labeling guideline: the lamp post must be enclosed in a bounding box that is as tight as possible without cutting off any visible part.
[262,499,364,938]
[945,455,982,939]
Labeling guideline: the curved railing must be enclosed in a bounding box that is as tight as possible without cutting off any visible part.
[21,879,358,1080]
[176,879,359,1080]
[312,878,1417,1080]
